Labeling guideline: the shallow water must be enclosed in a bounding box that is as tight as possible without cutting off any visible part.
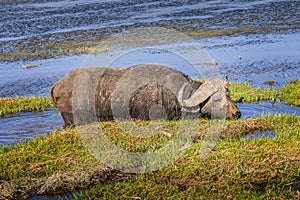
[0,109,64,146]
[0,55,85,97]
[201,33,300,87]
[241,131,276,141]
[0,31,299,97]
[237,101,300,118]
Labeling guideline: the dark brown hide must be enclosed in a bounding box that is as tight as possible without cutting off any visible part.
[50,65,241,127]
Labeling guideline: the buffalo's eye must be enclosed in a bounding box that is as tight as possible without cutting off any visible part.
[214,97,222,102]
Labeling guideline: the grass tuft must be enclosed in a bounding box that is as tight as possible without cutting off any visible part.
[279,80,300,106]
[21,65,39,69]
[229,83,277,103]
[0,97,53,117]
[226,81,300,106]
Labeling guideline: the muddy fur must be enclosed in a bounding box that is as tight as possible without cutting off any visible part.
[50,65,240,127]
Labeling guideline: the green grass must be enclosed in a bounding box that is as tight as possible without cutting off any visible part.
[278,80,300,106]
[229,83,277,103]
[228,81,300,106]
[74,115,300,200]
[0,115,299,199]
[0,97,53,117]
[0,129,96,181]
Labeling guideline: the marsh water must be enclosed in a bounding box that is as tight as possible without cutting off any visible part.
[0,0,300,146]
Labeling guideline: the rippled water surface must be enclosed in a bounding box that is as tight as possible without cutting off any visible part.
[0,109,64,146]
[1,0,299,41]
[237,101,300,118]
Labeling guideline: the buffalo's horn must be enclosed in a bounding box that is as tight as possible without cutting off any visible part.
[179,81,218,107]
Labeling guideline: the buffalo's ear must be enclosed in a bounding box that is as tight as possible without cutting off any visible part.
[224,75,229,89]
[50,84,56,105]
[179,81,218,107]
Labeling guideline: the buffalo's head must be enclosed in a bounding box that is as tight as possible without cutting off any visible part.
[179,77,241,119]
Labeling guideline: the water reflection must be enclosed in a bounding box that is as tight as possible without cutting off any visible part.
[241,131,276,141]
[0,109,64,146]
[237,101,300,118]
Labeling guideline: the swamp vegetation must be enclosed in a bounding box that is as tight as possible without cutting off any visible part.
[0,97,52,117]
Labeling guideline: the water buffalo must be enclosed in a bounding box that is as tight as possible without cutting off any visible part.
[50,65,241,127]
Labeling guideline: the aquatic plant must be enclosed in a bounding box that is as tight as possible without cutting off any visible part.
[188,26,271,38]
[76,45,109,55]
[0,97,53,117]
[0,115,299,199]
[21,65,39,69]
